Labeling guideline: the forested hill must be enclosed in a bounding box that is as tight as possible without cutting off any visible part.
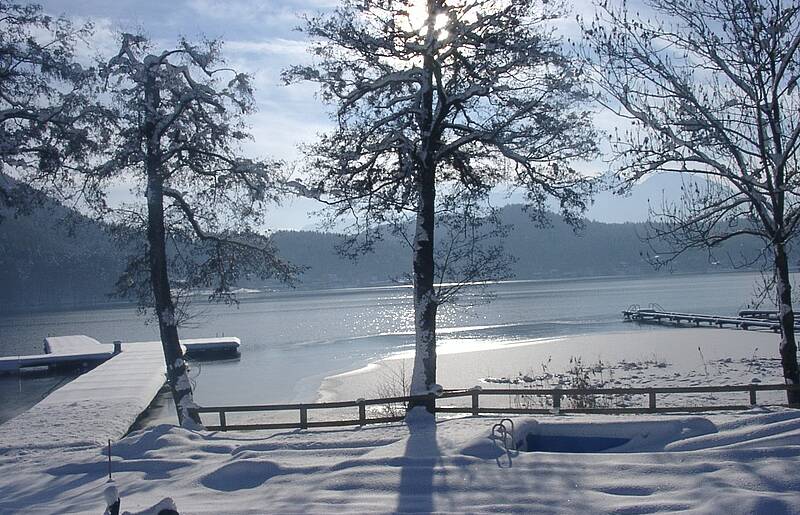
[0,202,129,310]
[0,203,766,310]
[272,205,766,287]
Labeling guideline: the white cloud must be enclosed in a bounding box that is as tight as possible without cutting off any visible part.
[225,38,309,56]
[242,108,331,161]
[186,0,336,31]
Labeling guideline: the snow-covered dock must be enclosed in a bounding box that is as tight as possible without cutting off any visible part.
[0,334,240,456]
[621,306,800,331]
[0,334,239,374]
[0,351,112,373]
[44,335,114,355]
[0,335,114,373]
[185,336,240,354]
[0,342,166,457]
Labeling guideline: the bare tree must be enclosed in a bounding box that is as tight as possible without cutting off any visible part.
[582,0,800,403]
[286,0,596,411]
[0,1,104,217]
[97,34,298,426]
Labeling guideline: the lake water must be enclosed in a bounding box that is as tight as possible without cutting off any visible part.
[0,271,784,423]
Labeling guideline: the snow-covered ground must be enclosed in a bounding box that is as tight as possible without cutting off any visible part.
[1,409,799,513]
[321,328,788,409]
[1,327,799,513]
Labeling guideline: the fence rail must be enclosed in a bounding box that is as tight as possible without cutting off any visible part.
[196,383,800,431]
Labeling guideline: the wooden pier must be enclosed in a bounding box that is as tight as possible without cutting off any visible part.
[622,305,799,332]
[0,342,166,456]
[0,334,241,456]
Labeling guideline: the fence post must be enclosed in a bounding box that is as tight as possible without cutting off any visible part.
[427,393,436,414]
[552,387,561,414]
[300,407,308,429]
[218,410,227,431]
[749,387,757,405]
[648,391,657,412]
[471,388,480,416]
[357,398,366,426]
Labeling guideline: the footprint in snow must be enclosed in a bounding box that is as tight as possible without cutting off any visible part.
[201,460,284,491]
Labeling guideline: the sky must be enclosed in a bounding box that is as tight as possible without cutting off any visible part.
[35,0,660,230]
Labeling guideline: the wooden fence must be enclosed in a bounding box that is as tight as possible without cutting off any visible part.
[196,383,800,431]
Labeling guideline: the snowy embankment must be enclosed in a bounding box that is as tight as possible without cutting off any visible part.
[0,342,166,458]
[1,409,799,513]
[320,328,788,408]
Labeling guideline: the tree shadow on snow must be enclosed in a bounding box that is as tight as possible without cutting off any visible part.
[396,418,440,513]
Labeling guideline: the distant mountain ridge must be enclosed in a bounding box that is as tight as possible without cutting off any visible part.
[0,200,768,311]
[272,204,765,288]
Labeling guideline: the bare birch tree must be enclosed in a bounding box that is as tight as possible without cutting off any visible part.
[286,0,596,411]
[0,1,104,217]
[582,0,800,403]
[98,34,298,426]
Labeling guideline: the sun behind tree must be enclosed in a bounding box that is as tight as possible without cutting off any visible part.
[286,0,597,414]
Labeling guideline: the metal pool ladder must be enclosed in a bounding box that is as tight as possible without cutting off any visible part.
[491,418,517,453]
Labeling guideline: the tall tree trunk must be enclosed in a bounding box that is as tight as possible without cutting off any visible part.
[144,73,202,428]
[145,175,202,427]
[408,160,437,411]
[774,241,800,405]
[407,6,440,413]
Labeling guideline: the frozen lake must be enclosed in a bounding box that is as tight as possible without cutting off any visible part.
[0,271,786,423]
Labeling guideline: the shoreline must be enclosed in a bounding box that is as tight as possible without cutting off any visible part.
[318,327,784,403]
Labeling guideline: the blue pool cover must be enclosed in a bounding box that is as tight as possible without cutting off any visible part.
[523,433,630,453]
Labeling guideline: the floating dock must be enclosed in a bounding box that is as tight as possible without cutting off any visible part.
[44,335,111,355]
[0,334,239,374]
[0,335,113,374]
[622,305,799,332]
